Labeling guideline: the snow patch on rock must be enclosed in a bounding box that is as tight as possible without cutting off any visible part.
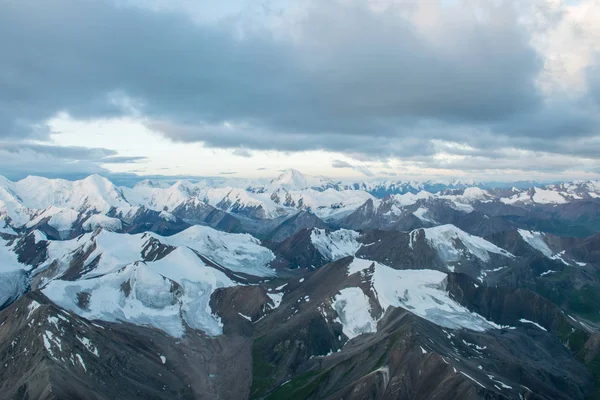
[348,258,499,332]
[332,287,377,339]
[422,225,513,262]
[310,228,361,261]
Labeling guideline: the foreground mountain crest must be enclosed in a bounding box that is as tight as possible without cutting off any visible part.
[0,172,599,399]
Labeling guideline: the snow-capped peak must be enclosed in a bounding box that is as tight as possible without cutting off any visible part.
[270,169,329,189]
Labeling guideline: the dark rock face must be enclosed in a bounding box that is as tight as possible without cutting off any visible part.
[14,232,49,267]
[248,259,594,400]
[268,228,328,270]
[0,253,597,400]
[0,293,254,400]
[3,187,600,399]
[336,195,600,238]
[114,207,191,236]
[337,198,425,232]
[172,200,243,232]
[266,211,328,243]
[474,200,600,238]
[566,234,600,264]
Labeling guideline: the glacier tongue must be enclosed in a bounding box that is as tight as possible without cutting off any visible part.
[347,258,499,332]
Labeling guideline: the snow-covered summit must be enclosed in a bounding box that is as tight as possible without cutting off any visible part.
[270,169,332,190]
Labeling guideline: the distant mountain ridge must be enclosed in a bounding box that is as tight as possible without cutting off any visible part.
[1,171,599,241]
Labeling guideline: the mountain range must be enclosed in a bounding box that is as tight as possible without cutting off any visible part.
[1,170,599,399]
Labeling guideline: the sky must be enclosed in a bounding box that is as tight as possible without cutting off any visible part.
[1,0,600,183]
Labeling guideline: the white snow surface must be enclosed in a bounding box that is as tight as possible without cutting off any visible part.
[159,211,176,222]
[310,229,361,261]
[421,225,513,262]
[531,188,568,204]
[15,175,131,213]
[517,229,574,266]
[0,235,29,306]
[38,225,276,337]
[267,292,284,309]
[82,214,122,231]
[269,169,330,190]
[500,191,531,205]
[0,220,16,235]
[39,225,276,279]
[159,226,275,277]
[274,188,374,220]
[332,287,377,339]
[43,247,235,337]
[519,318,547,331]
[412,207,436,223]
[26,206,79,231]
[518,229,553,257]
[0,235,27,274]
[2,173,597,230]
[348,258,499,331]
[0,175,136,228]
[389,191,432,207]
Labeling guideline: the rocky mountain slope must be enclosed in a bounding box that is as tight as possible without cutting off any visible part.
[0,172,599,399]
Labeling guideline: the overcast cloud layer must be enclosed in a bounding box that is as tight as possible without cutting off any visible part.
[0,0,599,180]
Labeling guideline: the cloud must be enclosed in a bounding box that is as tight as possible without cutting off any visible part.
[219,171,238,175]
[354,165,375,177]
[0,0,599,178]
[1,142,116,159]
[231,148,252,158]
[0,142,145,181]
[331,160,354,168]
[331,159,374,176]
[102,156,148,164]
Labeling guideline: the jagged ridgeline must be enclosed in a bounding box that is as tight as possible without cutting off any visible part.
[1,171,599,399]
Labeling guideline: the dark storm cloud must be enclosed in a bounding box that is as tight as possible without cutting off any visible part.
[0,0,598,167]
